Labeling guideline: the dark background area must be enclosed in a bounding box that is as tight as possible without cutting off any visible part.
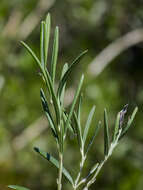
[0,0,143,189]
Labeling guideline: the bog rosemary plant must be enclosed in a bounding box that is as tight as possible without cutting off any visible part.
[8,14,138,190]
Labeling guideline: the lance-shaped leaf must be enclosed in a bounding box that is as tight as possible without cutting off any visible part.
[112,112,120,142]
[20,41,42,70]
[20,41,51,95]
[65,74,84,134]
[63,112,74,134]
[40,88,58,139]
[34,147,74,185]
[83,163,99,182]
[60,63,68,106]
[85,121,101,155]
[120,107,138,139]
[73,112,82,146]
[104,109,110,156]
[77,93,83,125]
[44,13,51,66]
[51,26,59,84]
[89,163,99,175]
[45,69,61,125]
[83,106,95,145]
[8,185,30,190]
[40,21,45,67]
[57,50,88,98]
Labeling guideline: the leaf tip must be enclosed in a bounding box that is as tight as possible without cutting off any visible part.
[34,147,40,153]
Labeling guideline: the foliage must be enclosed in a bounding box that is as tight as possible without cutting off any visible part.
[8,14,138,190]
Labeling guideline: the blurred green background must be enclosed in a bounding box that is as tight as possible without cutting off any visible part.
[0,0,143,189]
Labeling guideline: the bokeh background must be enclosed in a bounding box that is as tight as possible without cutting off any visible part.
[0,0,143,190]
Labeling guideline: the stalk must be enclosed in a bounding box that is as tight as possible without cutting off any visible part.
[58,153,63,190]
[83,129,122,190]
[74,144,86,190]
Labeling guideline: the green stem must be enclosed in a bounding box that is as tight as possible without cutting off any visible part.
[74,145,86,190]
[83,129,122,190]
[58,153,63,190]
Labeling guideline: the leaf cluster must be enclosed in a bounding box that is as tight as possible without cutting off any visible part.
[8,14,138,190]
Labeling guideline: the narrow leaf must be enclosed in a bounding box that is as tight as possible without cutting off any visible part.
[120,106,138,139]
[89,163,99,175]
[8,185,30,190]
[85,121,101,155]
[65,74,84,134]
[45,69,61,125]
[20,41,53,96]
[20,41,42,70]
[104,109,110,156]
[84,163,99,181]
[83,106,95,145]
[44,13,51,67]
[112,112,120,142]
[77,93,83,125]
[34,147,74,185]
[51,26,59,84]
[63,112,74,134]
[73,112,82,146]
[57,50,88,98]
[40,21,45,67]
[40,89,58,139]
[60,63,68,106]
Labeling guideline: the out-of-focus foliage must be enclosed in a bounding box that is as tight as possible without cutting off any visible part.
[0,0,143,190]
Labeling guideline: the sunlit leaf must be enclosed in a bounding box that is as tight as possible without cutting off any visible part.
[112,112,120,142]
[60,63,68,106]
[51,26,59,84]
[44,13,51,66]
[83,106,95,145]
[40,21,45,67]
[73,112,82,146]
[85,121,101,155]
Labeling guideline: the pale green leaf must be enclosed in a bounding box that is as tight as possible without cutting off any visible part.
[73,112,82,146]
[51,26,59,84]
[85,121,101,155]
[44,13,51,66]
[83,106,95,145]
[112,112,120,142]
[40,21,45,67]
